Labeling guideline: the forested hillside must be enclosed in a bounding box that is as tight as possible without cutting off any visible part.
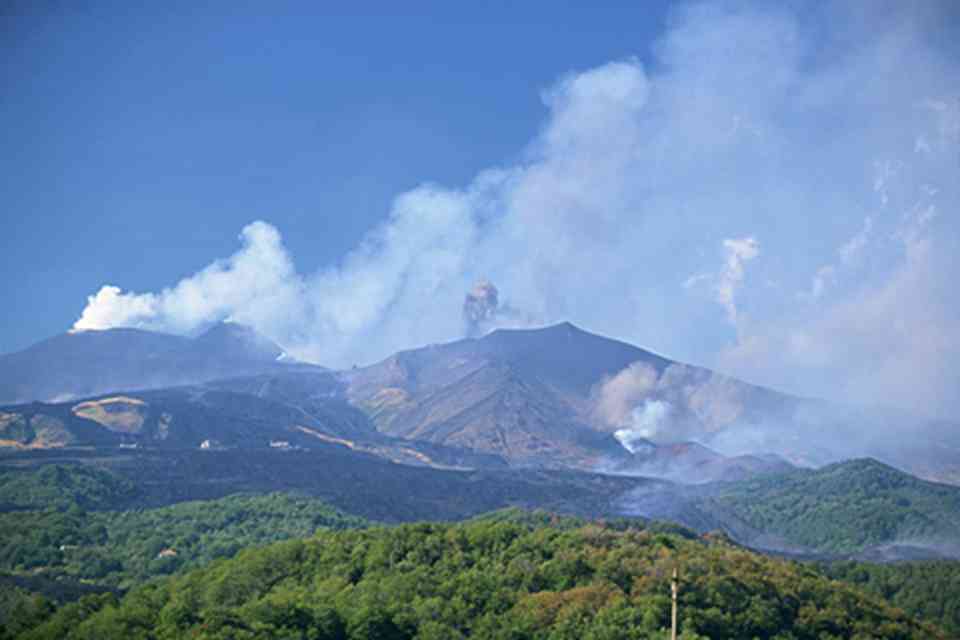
[13,517,947,640]
[820,560,960,636]
[709,459,960,553]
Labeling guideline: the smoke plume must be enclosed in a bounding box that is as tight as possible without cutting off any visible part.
[72,2,960,419]
[614,400,672,452]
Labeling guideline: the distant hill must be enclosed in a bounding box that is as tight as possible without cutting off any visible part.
[0,322,321,405]
[706,459,960,554]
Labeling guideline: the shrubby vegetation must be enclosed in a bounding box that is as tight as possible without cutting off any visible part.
[14,517,947,640]
[711,459,960,553]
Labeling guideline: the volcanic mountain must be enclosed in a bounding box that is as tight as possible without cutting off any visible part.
[0,322,320,405]
[341,322,797,478]
[340,322,959,484]
[1,321,957,485]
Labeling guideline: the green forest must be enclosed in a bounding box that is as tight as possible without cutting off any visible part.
[8,516,949,640]
[710,459,960,553]
[819,560,960,636]
[0,464,139,511]
[3,464,960,639]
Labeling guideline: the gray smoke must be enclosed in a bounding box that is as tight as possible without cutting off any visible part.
[463,280,500,338]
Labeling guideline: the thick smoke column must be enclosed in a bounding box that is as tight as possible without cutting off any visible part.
[463,280,500,338]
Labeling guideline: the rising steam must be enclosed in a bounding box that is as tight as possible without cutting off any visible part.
[614,400,672,453]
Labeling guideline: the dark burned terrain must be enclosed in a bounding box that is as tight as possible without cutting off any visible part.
[0,447,649,523]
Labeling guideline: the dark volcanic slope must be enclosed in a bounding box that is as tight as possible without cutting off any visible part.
[0,448,648,523]
[0,322,322,404]
[342,323,960,486]
[348,322,670,400]
[343,322,796,470]
[0,370,509,471]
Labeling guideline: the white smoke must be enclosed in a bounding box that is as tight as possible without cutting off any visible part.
[614,400,672,452]
[717,237,760,325]
[594,362,659,428]
[595,359,750,448]
[72,2,960,418]
[74,222,304,336]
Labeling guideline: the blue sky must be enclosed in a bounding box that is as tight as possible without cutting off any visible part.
[1,1,671,349]
[3,1,959,417]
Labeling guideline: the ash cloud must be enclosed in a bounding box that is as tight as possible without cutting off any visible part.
[73,1,960,420]
[463,280,500,338]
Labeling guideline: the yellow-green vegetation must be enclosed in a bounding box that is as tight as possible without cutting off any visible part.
[0,414,32,445]
[13,516,947,640]
[70,397,148,434]
[0,415,74,449]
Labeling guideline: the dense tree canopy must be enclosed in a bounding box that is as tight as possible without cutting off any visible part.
[0,465,136,511]
[820,560,960,636]
[14,517,947,640]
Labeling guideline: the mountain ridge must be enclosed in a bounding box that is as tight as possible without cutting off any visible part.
[0,323,323,405]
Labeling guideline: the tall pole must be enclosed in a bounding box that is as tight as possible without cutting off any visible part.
[671,566,679,640]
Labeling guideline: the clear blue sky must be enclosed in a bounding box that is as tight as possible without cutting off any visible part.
[1,1,671,353]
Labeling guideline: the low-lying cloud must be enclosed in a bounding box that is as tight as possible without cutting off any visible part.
[73,1,960,418]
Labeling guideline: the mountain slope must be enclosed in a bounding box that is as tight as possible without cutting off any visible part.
[343,323,800,476]
[0,323,320,405]
[344,323,960,485]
